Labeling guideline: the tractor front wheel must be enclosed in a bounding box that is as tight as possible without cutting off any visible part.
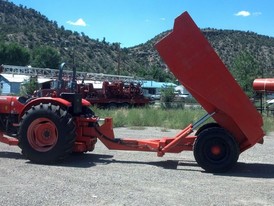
[18,103,76,164]
[193,127,239,173]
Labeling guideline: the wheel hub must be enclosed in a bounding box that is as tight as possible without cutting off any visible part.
[27,118,58,152]
[211,145,221,156]
[206,141,227,162]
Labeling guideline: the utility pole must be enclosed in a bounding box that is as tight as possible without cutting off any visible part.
[117,43,121,75]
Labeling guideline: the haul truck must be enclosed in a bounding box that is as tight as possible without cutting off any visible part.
[0,11,264,173]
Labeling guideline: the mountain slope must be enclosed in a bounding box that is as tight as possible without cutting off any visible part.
[129,29,274,76]
[1,1,274,78]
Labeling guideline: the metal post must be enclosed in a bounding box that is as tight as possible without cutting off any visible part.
[192,112,216,130]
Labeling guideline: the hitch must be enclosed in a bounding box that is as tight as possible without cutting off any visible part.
[96,112,215,157]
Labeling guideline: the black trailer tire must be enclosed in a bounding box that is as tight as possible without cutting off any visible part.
[18,103,76,164]
[195,122,220,136]
[193,127,239,173]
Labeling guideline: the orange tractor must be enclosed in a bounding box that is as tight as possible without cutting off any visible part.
[0,12,264,173]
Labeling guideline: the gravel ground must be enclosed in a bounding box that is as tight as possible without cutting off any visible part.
[0,127,274,206]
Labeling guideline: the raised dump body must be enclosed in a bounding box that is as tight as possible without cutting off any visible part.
[155,12,264,152]
[95,11,266,173]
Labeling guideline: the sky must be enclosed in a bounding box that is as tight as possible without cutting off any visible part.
[10,0,274,48]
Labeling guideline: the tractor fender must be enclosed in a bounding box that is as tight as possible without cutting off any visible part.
[81,98,91,107]
[19,97,72,119]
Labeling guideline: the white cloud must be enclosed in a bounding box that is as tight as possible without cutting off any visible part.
[160,18,166,21]
[235,11,251,17]
[67,18,87,26]
[234,11,262,17]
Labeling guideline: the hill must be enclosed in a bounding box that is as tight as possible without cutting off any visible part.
[1,0,274,79]
[130,29,274,76]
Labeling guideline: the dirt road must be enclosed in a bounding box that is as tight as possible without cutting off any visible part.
[0,127,273,206]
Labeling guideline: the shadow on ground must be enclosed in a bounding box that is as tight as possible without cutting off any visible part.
[0,151,25,160]
[1,151,274,178]
[61,153,274,178]
[63,154,274,178]
[220,162,274,178]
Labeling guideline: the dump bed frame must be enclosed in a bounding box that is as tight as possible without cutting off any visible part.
[94,11,265,172]
[155,12,264,152]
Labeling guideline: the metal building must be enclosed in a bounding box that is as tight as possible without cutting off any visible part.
[0,74,29,95]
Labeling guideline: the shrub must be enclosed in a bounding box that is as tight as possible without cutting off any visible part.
[160,86,176,109]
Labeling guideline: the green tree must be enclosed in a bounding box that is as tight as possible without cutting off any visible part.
[136,66,175,82]
[31,46,60,69]
[231,52,261,97]
[0,43,30,65]
[21,76,38,96]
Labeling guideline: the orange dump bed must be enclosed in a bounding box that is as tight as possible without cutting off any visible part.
[155,12,264,151]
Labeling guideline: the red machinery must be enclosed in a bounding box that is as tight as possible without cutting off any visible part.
[253,78,274,92]
[0,11,264,173]
[37,80,150,108]
[78,80,150,108]
[253,78,274,113]
[34,63,150,108]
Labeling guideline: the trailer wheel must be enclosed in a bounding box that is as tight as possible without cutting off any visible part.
[195,122,220,136]
[193,127,239,173]
[18,103,76,164]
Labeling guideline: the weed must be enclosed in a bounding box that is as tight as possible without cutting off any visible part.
[92,106,274,134]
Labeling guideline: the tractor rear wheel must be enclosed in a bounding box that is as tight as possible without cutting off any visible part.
[18,103,76,164]
[193,127,239,173]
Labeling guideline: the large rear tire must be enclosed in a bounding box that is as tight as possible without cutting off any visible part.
[18,103,76,164]
[193,127,239,173]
